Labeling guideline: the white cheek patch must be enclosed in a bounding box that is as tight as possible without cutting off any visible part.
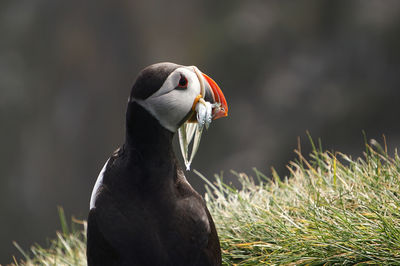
[137,90,197,132]
[133,67,201,132]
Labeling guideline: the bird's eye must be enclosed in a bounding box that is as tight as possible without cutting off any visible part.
[178,75,188,88]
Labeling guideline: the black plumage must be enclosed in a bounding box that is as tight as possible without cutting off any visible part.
[130,62,180,100]
[87,63,222,266]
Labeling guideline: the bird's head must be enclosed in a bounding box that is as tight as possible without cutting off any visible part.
[129,62,228,132]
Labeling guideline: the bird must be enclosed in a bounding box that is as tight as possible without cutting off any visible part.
[87,62,228,266]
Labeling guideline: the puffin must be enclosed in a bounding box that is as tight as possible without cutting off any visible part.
[87,62,228,266]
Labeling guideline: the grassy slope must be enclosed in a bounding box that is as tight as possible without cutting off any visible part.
[10,140,400,265]
[11,208,87,266]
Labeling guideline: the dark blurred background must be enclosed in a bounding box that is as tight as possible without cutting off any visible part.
[2,0,400,262]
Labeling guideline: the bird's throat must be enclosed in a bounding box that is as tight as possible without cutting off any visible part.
[125,102,177,173]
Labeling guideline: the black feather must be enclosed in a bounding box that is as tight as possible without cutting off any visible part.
[130,62,180,100]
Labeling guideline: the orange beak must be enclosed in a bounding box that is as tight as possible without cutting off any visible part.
[201,73,228,120]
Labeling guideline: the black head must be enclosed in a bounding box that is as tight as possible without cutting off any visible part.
[128,62,228,132]
[130,62,181,100]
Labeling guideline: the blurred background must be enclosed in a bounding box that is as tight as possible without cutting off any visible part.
[2,0,400,262]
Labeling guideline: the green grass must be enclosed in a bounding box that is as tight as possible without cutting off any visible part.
[10,139,400,265]
[11,207,87,266]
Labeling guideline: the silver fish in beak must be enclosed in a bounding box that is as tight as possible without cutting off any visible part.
[178,67,228,170]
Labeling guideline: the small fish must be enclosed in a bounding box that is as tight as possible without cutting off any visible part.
[178,66,228,170]
[178,98,214,170]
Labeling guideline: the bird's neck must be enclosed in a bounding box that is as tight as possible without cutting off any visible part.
[125,102,177,176]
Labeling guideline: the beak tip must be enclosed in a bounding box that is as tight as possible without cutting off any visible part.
[212,108,228,120]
